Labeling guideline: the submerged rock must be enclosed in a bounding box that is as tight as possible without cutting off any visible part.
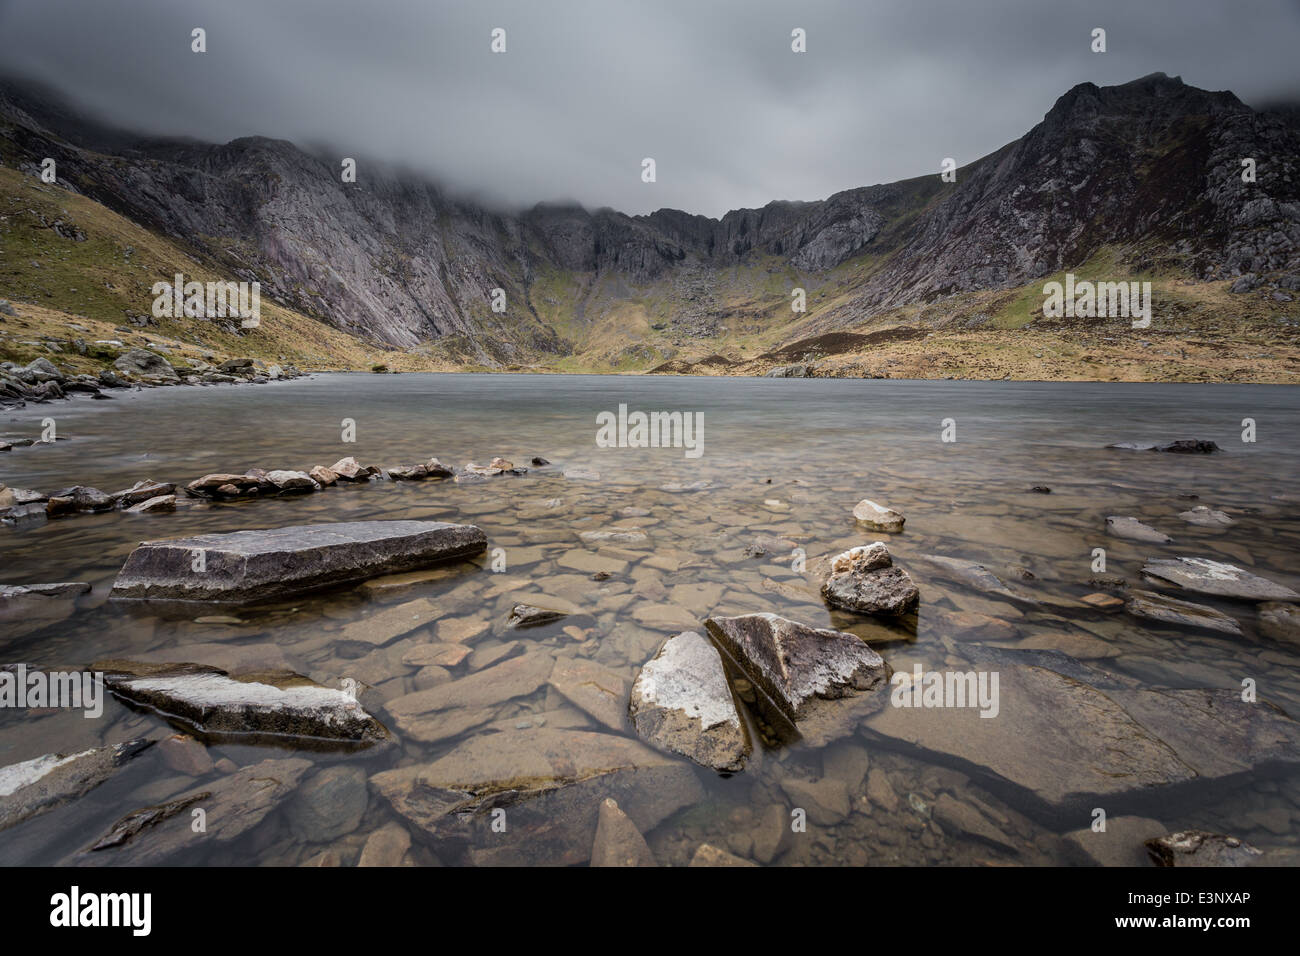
[1141,556,1300,601]
[821,542,920,616]
[914,553,1038,604]
[1145,830,1263,867]
[1107,440,1221,454]
[111,519,486,603]
[507,603,568,629]
[96,660,392,747]
[864,668,1300,821]
[705,612,891,745]
[0,739,154,833]
[370,728,703,864]
[550,657,629,732]
[0,582,91,641]
[590,797,656,867]
[629,631,749,773]
[1126,589,1241,635]
[81,757,311,864]
[852,499,905,533]
[1259,603,1300,643]
[1179,506,1235,527]
[689,843,758,866]
[1106,516,1172,543]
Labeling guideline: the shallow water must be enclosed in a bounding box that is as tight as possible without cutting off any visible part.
[1,374,1298,866]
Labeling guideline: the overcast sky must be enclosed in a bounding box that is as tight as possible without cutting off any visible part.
[1,0,1298,217]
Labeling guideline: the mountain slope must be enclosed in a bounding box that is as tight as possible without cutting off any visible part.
[1,72,1297,380]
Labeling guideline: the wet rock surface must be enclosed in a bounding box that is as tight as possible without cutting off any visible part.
[1145,830,1263,867]
[79,757,312,865]
[96,660,392,747]
[0,582,91,641]
[629,631,749,773]
[110,520,487,602]
[705,612,891,746]
[1126,589,1242,635]
[370,728,703,864]
[821,543,920,615]
[0,740,154,833]
[1141,556,1300,601]
[1106,515,1173,543]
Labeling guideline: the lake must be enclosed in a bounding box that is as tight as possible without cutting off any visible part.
[2,374,1298,866]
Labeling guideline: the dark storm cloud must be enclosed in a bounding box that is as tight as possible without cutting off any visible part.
[1,0,1298,217]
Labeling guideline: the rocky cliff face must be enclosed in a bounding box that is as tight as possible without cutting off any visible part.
[1,73,1296,361]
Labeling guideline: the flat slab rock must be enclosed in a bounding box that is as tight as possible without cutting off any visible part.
[96,660,391,748]
[370,728,703,864]
[110,520,486,603]
[705,612,891,746]
[0,739,153,833]
[914,554,1038,604]
[863,665,1300,821]
[1141,557,1300,602]
[1127,589,1242,635]
[629,631,749,773]
[77,757,312,865]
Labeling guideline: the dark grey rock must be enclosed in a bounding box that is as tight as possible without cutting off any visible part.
[0,740,154,833]
[95,660,392,748]
[110,519,486,602]
[821,543,919,615]
[1141,556,1300,601]
[1145,830,1263,867]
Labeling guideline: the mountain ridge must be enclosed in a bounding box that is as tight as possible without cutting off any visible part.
[1,72,1297,381]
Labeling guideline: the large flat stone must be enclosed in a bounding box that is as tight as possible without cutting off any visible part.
[110,520,486,603]
[863,665,1300,822]
[96,660,392,748]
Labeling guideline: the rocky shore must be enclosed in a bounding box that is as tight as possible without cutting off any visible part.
[0,349,304,410]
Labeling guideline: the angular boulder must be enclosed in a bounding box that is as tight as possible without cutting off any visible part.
[96,660,392,748]
[329,457,380,481]
[705,612,891,745]
[629,631,749,773]
[110,519,486,602]
[114,349,178,380]
[821,542,919,615]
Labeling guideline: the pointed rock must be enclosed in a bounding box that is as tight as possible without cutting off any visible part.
[0,739,154,833]
[705,612,891,745]
[591,798,656,866]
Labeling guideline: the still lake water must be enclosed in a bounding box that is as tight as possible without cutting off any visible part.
[1,374,1298,865]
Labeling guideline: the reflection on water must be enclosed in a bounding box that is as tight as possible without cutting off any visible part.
[2,374,1298,865]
